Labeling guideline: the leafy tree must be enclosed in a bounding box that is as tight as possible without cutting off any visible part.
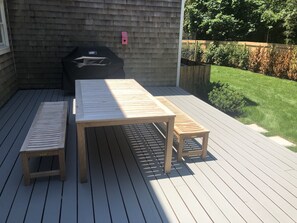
[183,0,296,43]
[283,0,297,44]
[256,0,285,42]
[184,0,262,41]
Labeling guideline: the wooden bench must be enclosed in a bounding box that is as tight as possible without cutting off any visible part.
[156,97,210,161]
[20,101,68,185]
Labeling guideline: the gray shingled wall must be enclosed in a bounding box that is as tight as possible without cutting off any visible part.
[0,1,17,107]
[0,52,17,107]
[8,0,181,88]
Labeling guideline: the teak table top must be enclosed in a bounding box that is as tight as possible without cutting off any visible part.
[76,79,175,124]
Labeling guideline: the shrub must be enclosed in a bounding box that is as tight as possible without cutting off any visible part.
[204,43,249,69]
[195,42,204,63]
[288,47,297,80]
[248,47,261,72]
[182,43,196,60]
[182,42,204,62]
[208,82,246,115]
[212,44,230,66]
[258,47,274,75]
[184,41,297,81]
[225,43,249,69]
[272,48,292,79]
[249,45,293,79]
[204,42,218,64]
[230,45,249,69]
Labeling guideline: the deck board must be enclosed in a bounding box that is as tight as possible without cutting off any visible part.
[60,97,78,223]
[87,128,111,223]
[0,88,297,223]
[96,127,129,223]
[206,159,279,222]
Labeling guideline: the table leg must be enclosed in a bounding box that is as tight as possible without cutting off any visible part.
[77,124,87,183]
[164,118,174,173]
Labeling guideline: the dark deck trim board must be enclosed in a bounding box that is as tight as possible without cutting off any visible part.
[0,88,296,223]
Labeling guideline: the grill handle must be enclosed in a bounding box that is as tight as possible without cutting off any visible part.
[73,56,111,68]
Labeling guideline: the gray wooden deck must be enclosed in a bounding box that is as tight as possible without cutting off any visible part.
[0,88,297,223]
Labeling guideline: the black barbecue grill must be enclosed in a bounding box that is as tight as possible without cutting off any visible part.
[62,46,125,94]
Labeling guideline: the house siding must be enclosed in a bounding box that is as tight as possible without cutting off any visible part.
[0,0,17,107]
[7,0,181,88]
[0,52,17,107]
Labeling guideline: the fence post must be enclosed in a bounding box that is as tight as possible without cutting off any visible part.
[194,40,197,61]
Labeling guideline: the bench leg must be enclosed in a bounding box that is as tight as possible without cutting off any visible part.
[201,133,209,160]
[21,153,31,186]
[177,136,184,162]
[58,150,66,181]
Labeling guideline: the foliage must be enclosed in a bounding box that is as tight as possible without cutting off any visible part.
[194,42,204,63]
[184,0,259,41]
[194,81,219,102]
[272,48,292,78]
[184,0,296,44]
[248,45,295,79]
[181,43,196,60]
[183,41,297,81]
[248,47,261,72]
[248,47,275,75]
[182,42,204,63]
[256,0,285,42]
[204,43,249,69]
[232,45,249,69]
[288,47,297,80]
[211,44,230,66]
[204,42,217,64]
[283,0,297,44]
[208,82,246,115]
[258,47,274,75]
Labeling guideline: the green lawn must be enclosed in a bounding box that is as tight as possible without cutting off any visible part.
[210,65,297,152]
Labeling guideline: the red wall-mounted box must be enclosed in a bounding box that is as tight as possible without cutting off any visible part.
[122,32,128,45]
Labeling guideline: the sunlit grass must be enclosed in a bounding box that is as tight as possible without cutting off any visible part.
[211,65,297,152]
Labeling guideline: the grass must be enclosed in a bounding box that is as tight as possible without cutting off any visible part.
[210,65,297,152]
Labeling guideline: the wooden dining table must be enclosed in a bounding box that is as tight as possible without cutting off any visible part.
[75,79,175,183]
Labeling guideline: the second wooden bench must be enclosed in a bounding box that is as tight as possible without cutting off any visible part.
[20,101,68,185]
[156,96,210,161]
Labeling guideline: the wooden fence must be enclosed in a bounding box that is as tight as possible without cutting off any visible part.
[182,40,296,51]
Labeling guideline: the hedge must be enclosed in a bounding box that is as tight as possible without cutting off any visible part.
[182,41,297,81]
